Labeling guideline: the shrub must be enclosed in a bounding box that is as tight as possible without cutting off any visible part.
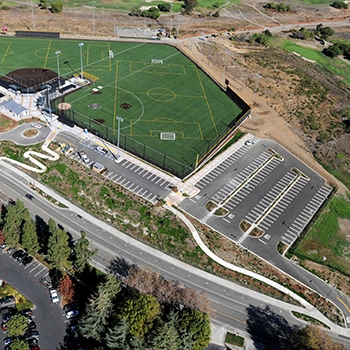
[51,1,63,13]
[331,0,348,8]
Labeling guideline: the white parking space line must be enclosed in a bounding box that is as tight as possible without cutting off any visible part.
[258,239,267,244]
[34,266,47,277]
[130,164,138,171]
[115,175,123,182]
[138,169,146,175]
[29,264,41,273]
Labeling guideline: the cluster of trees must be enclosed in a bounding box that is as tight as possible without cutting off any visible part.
[0,200,96,273]
[3,314,33,350]
[38,0,63,13]
[291,24,334,41]
[249,29,273,45]
[129,2,171,19]
[323,41,350,58]
[184,0,198,14]
[264,2,291,12]
[331,0,348,9]
[78,274,211,350]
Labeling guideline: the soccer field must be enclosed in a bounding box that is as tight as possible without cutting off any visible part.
[0,37,248,178]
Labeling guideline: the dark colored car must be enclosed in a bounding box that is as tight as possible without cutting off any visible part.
[38,276,52,289]
[25,193,34,200]
[20,309,33,317]
[24,330,39,341]
[28,338,39,347]
[12,250,24,260]
[17,251,29,263]
[22,255,33,266]
[66,322,79,335]
[1,307,16,322]
[27,321,37,331]
[0,296,15,305]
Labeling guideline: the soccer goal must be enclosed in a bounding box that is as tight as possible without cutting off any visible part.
[151,59,163,64]
[160,132,176,140]
[109,50,114,58]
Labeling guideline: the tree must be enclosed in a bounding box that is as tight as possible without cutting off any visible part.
[289,325,346,350]
[39,0,48,9]
[105,319,131,349]
[119,294,161,339]
[146,310,182,350]
[331,0,348,8]
[212,10,220,17]
[0,230,5,245]
[10,340,29,350]
[6,315,29,337]
[178,309,211,350]
[21,217,39,255]
[59,274,75,303]
[157,3,171,12]
[2,201,27,247]
[47,225,70,269]
[143,7,160,19]
[319,26,335,40]
[79,275,121,342]
[323,45,342,58]
[184,0,198,14]
[74,231,97,272]
[51,1,63,13]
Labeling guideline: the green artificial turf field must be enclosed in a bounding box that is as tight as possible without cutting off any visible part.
[0,37,246,177]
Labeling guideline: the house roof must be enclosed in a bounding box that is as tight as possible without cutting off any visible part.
[1,99,28,115]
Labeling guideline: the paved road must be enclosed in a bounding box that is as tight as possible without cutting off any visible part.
[0,122,50,145]
[0,250,66,350]
[1,165,350,348]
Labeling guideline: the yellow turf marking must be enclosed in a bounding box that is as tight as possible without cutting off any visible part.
[113,61,119,133]
[43,40,52,68]
[195,66,218,137]
[0,41,12,65]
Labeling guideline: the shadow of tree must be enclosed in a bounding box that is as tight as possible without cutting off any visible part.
[246,304,299,349]
[108,256,135,279]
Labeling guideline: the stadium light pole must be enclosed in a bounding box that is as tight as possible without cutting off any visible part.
[252,73,262,107]
[55,51,61,90]
[116,116,124,160]
[78,43,84,80]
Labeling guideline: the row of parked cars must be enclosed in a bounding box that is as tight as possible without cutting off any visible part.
[11,249,33,266]
[0,296,39,350]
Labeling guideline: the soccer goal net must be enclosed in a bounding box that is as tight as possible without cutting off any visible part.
[160,132,176,140]
[151,59,163,64]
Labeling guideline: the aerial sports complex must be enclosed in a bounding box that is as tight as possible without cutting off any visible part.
[0,33,251,178]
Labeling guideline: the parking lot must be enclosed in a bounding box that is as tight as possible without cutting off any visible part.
[57,133,175,205]
[0,248,66,350]
[179,138,332,260]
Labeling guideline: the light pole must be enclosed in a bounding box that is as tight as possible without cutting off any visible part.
[251,73,261,107]
[116,116,124,160]
[78,43,84,80]
[55,51,61,90]
[91,1,95,37]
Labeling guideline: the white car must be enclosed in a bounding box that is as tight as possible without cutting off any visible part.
[49,289,59,304]
[95,146,108,155]
[31,123,42,129]
[245,140,254,146]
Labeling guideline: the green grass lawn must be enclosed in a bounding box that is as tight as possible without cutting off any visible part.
[293,196,350,274]
[274,39,350,85]
[0,37,244,177]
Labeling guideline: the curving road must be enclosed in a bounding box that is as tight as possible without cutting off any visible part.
[1,163,350,348]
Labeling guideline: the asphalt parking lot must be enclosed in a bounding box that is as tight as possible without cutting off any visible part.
[179,138,332,260]
[0,249,66,350]
[56,133,174,204]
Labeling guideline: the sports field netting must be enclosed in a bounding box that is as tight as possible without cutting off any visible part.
[0,37,250,178]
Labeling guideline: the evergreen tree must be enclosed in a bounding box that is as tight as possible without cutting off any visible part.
[179,309,211,350]
[21,217,39,255]
[105,319,131,349]
[2,201,27,247]
[47,226,70,269]
[74,231,97,272]
[79,276,122,342]
[146,310,181,349]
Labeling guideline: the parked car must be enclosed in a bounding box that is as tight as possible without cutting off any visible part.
[22,255,33,266]
[49,289,59,304]
[24,330,39,341]
[245,140,254,146]
[17,251,29,263]
[0,296,15,306]
[65,309,79,319]
[78,151,89,163]
[66,321,79,335]
[28,338,39,348]
[3,337,14,346]
[95,146,108,155]
[31,123,42,129]
[12,250,24,260]
[38,276,52,289]
[20,309,33,318]
[27,321,37,331]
